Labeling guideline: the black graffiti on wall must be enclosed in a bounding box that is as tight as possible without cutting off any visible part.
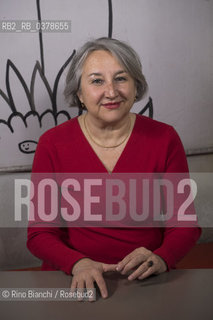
[0,0,152,154]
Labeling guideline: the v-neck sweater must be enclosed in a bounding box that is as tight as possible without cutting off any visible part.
[27,114,201,274]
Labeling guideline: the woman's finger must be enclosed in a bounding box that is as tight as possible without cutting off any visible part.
[76,278,86,301]
[120,254,146,275]
[137,263,156,280]
[102,263,117,272]
[128,258,157,281]
[85,278,96,302]
[127,261,150,280]
[94,273,108,299]
[116,248,151,272]
[70,276,77,292]
[116,254,134,271]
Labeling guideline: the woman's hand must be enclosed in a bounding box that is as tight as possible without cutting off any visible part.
[113,247,167,281]
[71,258,117,300]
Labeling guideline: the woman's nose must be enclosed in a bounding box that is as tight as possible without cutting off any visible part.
[105,82,118,98]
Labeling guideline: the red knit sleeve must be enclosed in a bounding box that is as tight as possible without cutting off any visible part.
[153,127,201,269]
[27,134,87,275]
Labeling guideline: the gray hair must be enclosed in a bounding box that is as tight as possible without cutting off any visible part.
[64,37,148,108]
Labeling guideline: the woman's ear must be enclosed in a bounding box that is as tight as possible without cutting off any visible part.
[77,89,83,104]
[135,83,138,98]
[76,90,86,109]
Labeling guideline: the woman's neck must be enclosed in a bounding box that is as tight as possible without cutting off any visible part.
[81,112,135,149]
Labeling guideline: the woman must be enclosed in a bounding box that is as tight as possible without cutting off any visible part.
[27,37,201,299]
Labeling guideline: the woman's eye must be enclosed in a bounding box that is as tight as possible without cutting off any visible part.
[92,79,103,85]
[115,76,127,82]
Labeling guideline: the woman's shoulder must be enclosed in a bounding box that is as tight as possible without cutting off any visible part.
[134,114,183,151]
[38,116,79,145]
[135,114,175,137]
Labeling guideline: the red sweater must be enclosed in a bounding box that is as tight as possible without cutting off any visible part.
[27,114,201,274]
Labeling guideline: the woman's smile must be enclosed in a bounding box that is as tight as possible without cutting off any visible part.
[101,102,122,109]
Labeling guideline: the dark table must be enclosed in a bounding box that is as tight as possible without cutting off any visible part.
[0,269,213,320]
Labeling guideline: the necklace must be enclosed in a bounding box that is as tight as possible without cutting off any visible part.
[83,114,132,149]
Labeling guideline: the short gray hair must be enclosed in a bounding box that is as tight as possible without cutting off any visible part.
[64,37,148,108]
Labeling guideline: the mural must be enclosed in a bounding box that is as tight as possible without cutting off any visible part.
[0,0,152,170]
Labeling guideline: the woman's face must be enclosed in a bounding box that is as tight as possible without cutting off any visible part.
[78,50,137,124]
